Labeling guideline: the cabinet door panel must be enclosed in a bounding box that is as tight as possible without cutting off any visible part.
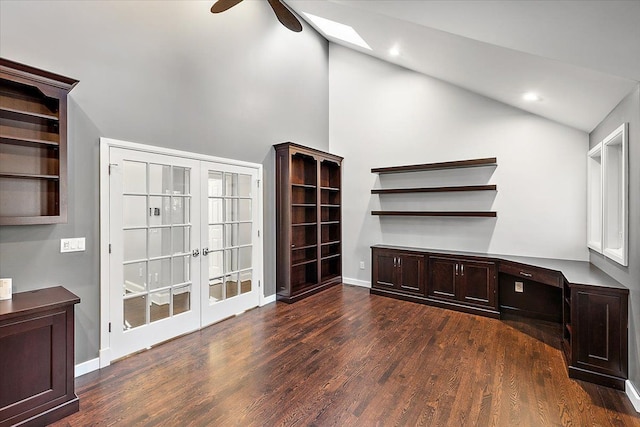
[398,254,425,296]
[428,257,456,300]
[373,251,396,290]
[460,261,496,309]
[574,290,626,377]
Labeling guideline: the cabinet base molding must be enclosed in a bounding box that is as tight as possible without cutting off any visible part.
[276,278,341,303]
[9,397,79,427]
[567,366,626,391]
[370,288,500,319]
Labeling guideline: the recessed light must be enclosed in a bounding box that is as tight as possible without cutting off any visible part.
[523,92,542,102]
[389,46,400,56]
[303,13,371,50]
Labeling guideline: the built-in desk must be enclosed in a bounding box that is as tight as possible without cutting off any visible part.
[371,245,629,390]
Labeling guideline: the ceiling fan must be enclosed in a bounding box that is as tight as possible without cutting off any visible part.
[211,0,303,32]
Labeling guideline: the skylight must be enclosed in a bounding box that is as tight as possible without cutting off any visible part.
[303,13,371,50]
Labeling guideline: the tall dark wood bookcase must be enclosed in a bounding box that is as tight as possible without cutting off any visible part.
[275,142,343,303]
[0,58,78,225]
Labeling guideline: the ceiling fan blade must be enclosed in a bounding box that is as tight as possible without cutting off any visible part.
[267,0,303,32]
[211,0,243,14]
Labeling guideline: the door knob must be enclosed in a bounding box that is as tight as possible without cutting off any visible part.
[192,249,200,257]
[202,247,210,256]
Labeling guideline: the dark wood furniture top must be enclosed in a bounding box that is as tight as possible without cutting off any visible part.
[0,58,79,225]
[371,157,497,174]
[0,286,80,320]
[0,286,80,427]
[372,244,626,289]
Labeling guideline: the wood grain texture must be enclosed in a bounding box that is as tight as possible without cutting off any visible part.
[50,286,639,427]
[371,157,497,174]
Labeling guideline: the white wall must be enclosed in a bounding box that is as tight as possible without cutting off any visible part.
[329,44,589,284]
[0,0,328,363]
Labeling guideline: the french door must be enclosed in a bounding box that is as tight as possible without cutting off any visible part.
[200,163,260,326]
[106,143,261,361]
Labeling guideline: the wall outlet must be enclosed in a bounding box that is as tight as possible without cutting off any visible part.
[515,281,524,293]
[61,237,86,253]
[359,261,365,270]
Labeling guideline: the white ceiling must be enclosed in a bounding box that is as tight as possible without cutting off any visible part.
[286,0,640,132]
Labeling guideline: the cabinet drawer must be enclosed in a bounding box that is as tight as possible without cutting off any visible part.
[499,261,561,288]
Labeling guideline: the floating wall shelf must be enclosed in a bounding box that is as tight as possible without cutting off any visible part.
[371,157,497,174]
[372,211,497,218]
[371,157,497,218]
[371,184,496,194]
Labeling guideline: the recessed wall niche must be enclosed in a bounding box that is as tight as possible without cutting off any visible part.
[588,123,628,266]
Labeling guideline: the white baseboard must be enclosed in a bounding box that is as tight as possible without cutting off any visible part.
[261,293,276,306]
[75,357,100,378]
[627,380,640,413]
[343,277,371,288]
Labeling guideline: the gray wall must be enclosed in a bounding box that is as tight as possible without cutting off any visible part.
[0,0,329,363]
[588,84,640,394]
[328,44,589,285]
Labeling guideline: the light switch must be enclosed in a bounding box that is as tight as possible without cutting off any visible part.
[60,237,86,253]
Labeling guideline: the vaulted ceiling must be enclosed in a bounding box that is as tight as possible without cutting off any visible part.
[286,0,640,132]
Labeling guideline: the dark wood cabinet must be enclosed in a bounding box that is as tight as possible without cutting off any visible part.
[565,284,628,390]
[275,142,343,303]
[0,286,80,426]
[427,256,498,315]
[0,58,78,225]
[371,244,629,390]
[372,249,425,297]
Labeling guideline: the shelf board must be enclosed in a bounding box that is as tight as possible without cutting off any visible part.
[0,106,59,121]
[291,244,317,251]
[292,222,317,227]
[321,221,340,225]
[291,183,316,189]
[292,259,317,268]
[321,204,341,208]
[372,185,497,194]
[320,186,340,191]
[0,134,60,147]
[321,240,341,246]
[372,211,497,218]
[321,253,341,261]
[292,203,316,208]
[372,157,497,174]
[0,172,60,180]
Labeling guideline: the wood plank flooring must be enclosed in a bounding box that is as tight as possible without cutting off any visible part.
[51,285,639,426]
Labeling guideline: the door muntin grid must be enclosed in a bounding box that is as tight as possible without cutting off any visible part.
[122,160,193,331]
[207,171,253,304]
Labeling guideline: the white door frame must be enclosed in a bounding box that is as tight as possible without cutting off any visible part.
[99,137,264,368]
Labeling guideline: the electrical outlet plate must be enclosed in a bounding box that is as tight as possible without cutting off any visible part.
[61,237,86,253]
[515,281,524,293]
[359,261,365,270]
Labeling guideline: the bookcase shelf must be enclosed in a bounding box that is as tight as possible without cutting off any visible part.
[275,142,343,303]
[0,58,78,225]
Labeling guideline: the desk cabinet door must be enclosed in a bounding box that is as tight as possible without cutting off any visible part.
[372,250,397,291]
[459,260,497,309]
[397,253,425,296]
[573,287,628,380]
[428,257,457,300]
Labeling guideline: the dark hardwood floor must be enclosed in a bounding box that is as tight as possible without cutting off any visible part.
[52,285,639,426]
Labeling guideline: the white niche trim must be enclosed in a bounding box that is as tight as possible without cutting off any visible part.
[588,123,628,266]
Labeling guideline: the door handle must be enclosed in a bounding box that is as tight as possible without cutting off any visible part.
[393,257,397,267]
[455,263,459,276]
[461,264,464,276]
[192,249,200,257]
[202,247,210,256]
